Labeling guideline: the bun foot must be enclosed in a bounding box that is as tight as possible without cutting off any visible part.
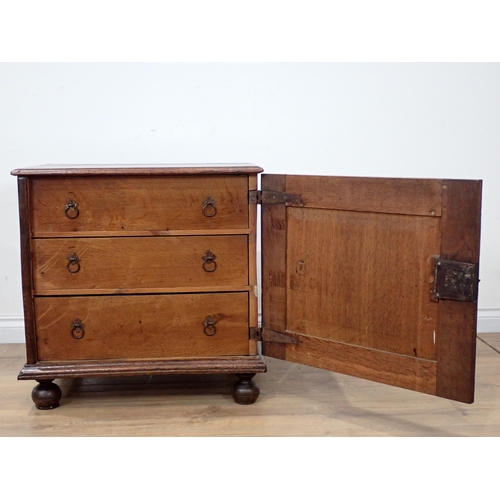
[232,373,260,405]
[32,380,62,410]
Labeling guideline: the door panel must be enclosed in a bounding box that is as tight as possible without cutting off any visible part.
[286,207,440,360]
[261,174,481,403]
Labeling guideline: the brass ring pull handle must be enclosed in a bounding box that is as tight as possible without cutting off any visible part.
[65,199,79,219]
[202,196,217,217]
[71,319,85,339]
[203,316,218,336]
[67,253,81,273]
[202,250,217,272]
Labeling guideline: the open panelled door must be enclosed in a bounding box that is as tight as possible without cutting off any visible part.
[261,174,481,404]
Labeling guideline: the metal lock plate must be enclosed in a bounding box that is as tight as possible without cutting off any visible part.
[432,258,479,302]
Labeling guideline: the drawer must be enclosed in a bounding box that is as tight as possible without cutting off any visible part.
[35,293,250,361]
[30,175,249,235]
[33,235,248,293]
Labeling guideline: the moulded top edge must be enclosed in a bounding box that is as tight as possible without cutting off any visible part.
[11,163,264,176]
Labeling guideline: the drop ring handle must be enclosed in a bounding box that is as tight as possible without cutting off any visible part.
[67,253,81,273]
[202,250,217,272]
[203,316,218,336]
[65,199,79,219]
[71,319,85,339]
[202,196,217,217]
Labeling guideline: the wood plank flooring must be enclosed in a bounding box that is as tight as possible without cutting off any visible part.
[1,334,499,436]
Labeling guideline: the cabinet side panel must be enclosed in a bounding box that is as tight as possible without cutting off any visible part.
[436,180,482,403]
[261,175,287,359]
[18,177,37,364]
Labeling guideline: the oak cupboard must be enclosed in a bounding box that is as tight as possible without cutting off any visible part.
[11,164,481,409]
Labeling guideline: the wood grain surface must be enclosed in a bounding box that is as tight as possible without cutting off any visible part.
[17,177,37,364]
[283,332,437,394]
[261,174,287,359]
[248,174,259,355]
[261,174,481,404]
[31,175,249,234]
[33,235,249,292]
[286,207,440,360]
[12,163,263,176]
[436,179,482,403]
[285,174,443,216]
[18,355,267,380]
[34,293,250,361]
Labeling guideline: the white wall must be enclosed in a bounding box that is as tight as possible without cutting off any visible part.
[1,62,499,342]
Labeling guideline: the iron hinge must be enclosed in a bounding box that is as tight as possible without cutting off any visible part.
[249,327,262,340]
[431,257,479,302]
[249,190,304,206]
[249,327,298,344]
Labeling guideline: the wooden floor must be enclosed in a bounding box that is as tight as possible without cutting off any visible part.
[1,334,500,437]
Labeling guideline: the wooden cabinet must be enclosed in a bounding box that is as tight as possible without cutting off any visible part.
[11,164,482,409]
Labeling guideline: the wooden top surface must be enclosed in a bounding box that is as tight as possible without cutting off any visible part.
[11,163,263,176]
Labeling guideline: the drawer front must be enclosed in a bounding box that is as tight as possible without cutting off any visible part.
[33,235,248,293]
[31,175,249,235]
[35,293,249,361]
